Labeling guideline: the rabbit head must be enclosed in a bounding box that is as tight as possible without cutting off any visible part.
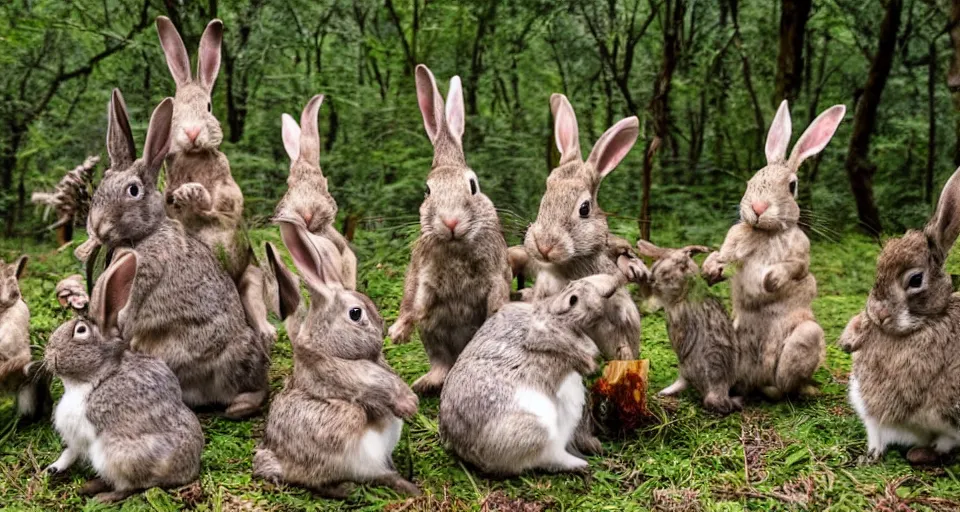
[635,241,711,305]
[539,273,622,333]
[741,100,845,231]
[274,221,384,361]
[414,64,496,243]
[0,256,27,310]
[45,251,137,382]
[274,94,338,233]
[867,167,960,336]
[156,16,224,153]
[524,95,639,266]
[87,90,173,248]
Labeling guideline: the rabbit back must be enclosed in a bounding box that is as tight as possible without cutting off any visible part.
[665,298,740,394]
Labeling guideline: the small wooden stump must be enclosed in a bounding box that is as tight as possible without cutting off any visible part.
[591,359,651,433]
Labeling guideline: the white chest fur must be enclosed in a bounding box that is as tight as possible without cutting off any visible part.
[54,380,98,461]
[514,372,585,443]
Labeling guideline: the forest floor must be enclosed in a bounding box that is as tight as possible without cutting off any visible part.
[2,225,960,511]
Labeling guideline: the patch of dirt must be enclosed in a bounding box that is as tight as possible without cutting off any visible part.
[650,487,702,512]
[713,476,816,508]
[869,476,960,512]
[175,481,205,508]
[740,410,784,483]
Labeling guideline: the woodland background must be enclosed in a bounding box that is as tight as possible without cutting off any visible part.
[0,0,956,244]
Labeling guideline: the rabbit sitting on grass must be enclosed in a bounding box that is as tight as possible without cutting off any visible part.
[0,256,49,420]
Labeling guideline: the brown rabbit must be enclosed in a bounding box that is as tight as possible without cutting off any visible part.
[520,94,643,361]
[155,16,274,348]
[0,256,49,419]
[840,167,960,464]
[702,100,843,399]
[387,65,511,395]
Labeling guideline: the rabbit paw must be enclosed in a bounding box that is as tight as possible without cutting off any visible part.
[393,390,419,419]
[171,183,213,212]
[702,252,725,285]
[617,254,650,284]
[838,313,864,353]
[762,266,789,293]
[388,317,414,344]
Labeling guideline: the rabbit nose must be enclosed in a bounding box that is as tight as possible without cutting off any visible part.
[751,201,769,216]
[301,211,313,229]
[184,126,201,142]
[442,217,459,232]
[537,241,553,259]
[874,306,891,322]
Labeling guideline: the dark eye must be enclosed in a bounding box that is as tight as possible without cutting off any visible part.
[789,180,797,196]
[579,201,590,218]
[569,295,578,307]
[349,307,362,322]
[908,272,923,289]
[469,178,478,195]
[74,323,88,337]
[207,102,212,112]
[127,183,140,198]
[425,185,431,197]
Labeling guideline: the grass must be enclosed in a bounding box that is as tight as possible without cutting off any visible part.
[1,223,959,511]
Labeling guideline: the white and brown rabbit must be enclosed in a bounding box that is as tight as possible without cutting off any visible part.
[633,240,742,414]
[155,16,274,347]
[0,256,48,419]
[255,226,420,498]
[520,94,643,361]
[388,65,511,395]
[702,100,844,399]
[45,251,204,504]
[439,273,623,476]
[83,89,268,419]
[275,94,357,291]
[839,167,960,464]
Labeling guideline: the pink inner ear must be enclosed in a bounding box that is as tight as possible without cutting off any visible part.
[445,76,464,142]
[765,100,792,164]
[589,117,639,178]
[552,96,580,159]
[281,114,301,162]
[198,21,223,91]
[156,17,192,86]
[790,105,845,166]
[415,66,441,143]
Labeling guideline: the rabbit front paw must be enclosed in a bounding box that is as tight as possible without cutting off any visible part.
[393,390,419,419]
[388,317,414,344]
[838,313,864,353]
[701,252,725,285]
[762,266,789,293]
[171,183,213,212]
[617,254,650,284]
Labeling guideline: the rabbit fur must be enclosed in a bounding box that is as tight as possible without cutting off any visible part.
[0,256,49,419]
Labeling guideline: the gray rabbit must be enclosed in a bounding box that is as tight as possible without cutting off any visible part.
[0,256,49,419]
[45,251,203,503]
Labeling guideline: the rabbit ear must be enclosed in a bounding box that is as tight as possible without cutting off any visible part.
[635,240,668,260]
[583,273,621,299]
[197,19,223,92]
[445,76,465,144]
[416,65,445,145]
[281,113,301,162]
[12,255,27,280]
[297,94,324,166]
[265,242,301,321]
[925,167,960,263]
[765,100,792,165]
[278,222,344,300]
[551,94,581,164]
[156,16,192,87]
[587,116,639,180]
[141,98,174,184]
[681,245,712,257]
[107,89,136,170]
[787,104,846,169]
[93,250,137,335]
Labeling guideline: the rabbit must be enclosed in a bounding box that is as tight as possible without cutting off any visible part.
[633,240,742,414]
[387,65,511,395]
[155,16,274,348]
[839,167,960,464]
[274,94,357,291]
[55,274,89,313]
[0,256,49,419]
[44,250,204,504]
[83,89,268,419]
[701,100,844,399]
[519,94,644,361]
[255,224,420,498]
[439,273,623,476]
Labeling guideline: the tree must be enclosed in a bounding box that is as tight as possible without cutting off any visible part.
[773,0,812,104]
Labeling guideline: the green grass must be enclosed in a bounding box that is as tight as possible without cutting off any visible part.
[1,226,959,511]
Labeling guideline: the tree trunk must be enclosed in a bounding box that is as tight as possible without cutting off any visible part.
[466,0,499,116]
[948,0,960,166]
[927,39,937,204]
[640,137,662,240]
[844,0,902,235]
[773,0,812,104]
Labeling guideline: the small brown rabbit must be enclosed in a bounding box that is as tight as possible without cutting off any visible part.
[633,240,742,414]
[275,94,357,290]
[0,256,48,419]
[388,65,511,395]
[155,16,274,347]
[440,274,622,476]
[45,251,204,503]
[520,94,643,361]
[840,167,960,464]
[702,100,843,399]
[256,222,420,498]
[83,89,268,419]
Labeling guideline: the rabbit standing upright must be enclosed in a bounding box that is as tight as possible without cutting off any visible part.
[155,16,274,347]
[255,228,420,498]
[520,94,644,361]
[839,167,960,464]
[0,256,48,419]
[702,100,845,399]
[274,94,357,290]
[83,89,268,418]
[45,251,203,504]
[440,274,622,476]
[388,65,511,395]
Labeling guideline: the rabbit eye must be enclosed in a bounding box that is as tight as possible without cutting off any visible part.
[789,180,797,197]
[207,102,212,113]
[425,185,431,197]
[579,201,590,218]
[569,295,578,307]
[349,307,362,322]
[127,183,141,198]
[74,323,89,338]
[469,178,478,195]
[908,272,924,289]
